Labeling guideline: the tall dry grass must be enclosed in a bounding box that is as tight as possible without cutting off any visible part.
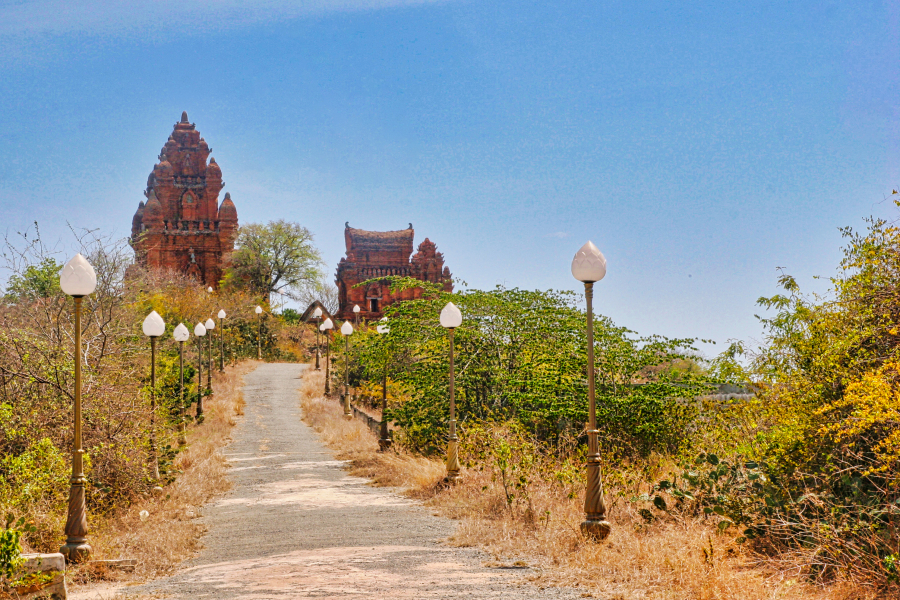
[69,361,258,585]
[434,469,877,600]
[299,368,880,600]
[299,369,445,497]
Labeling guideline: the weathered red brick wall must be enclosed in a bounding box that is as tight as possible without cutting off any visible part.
[335,223,452,321]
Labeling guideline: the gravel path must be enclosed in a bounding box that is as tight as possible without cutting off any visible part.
[129,363,585,599]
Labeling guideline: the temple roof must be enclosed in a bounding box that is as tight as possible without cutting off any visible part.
[344,223,414,251]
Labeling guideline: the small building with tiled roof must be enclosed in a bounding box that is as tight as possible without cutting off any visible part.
[335,223,452,321]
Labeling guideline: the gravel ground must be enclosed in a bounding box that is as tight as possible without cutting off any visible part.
[122,363,587,599]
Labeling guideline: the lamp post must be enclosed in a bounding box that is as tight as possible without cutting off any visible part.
[142,311,166,489]
[59,253,97,562]
[204,318,215,390]
[340,321,353,419]
[376,317,391,451]
[322,318,333,395]
[440,302,462,482]
[255,305,263,359]
[571,240,612,541]
[173,323,190,446]
[218,309,226,372]
[353,304,360,327]
[313,307,323,370]
[194,322,207,419]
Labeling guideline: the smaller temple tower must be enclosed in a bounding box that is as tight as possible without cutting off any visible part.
[335,223,452,320]
[130,112,238,287]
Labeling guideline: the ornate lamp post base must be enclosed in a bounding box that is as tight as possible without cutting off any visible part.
[445,436,461,483]
[580,519,611,541]
[342,393,352,420]
[60,538,91,563]
[60,478,91,563]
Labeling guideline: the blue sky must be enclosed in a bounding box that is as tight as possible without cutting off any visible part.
[1,0,898,355]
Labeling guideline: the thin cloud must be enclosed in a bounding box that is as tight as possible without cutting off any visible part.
[546,231,569,239]
[0,0,445,37]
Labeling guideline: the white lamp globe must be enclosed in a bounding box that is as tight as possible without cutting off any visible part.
[353,305,360,314]
[194,323,207,337]
[313,307,323,318]
[173,323,190,342]
[376,316,389,334]
[319,323,326,331]
[571,241,607,283]
[440,302,463,329]
[323,318,334,330]
[255,306,263,315]
[207,286,213,293]
[218,309,226,319]
[205,318,215,330]
[340,321,353,336]
[142,311,166,338]
[59,254,97,297]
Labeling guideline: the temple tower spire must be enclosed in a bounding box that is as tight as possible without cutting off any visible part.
[130,113,239,287]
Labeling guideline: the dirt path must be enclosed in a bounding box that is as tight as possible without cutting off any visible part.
[123,363,584,599]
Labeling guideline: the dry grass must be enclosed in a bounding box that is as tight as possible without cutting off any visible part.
[299,369,446,497]
[435,469,880,600]
[299,367,882,600]
[69,360,259,587]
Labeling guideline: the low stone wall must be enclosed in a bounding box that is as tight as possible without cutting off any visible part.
[333,392,392,441]
[10,553,67,599]
[351,404,382,437]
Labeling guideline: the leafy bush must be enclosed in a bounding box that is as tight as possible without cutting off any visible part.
[349,277,713,458]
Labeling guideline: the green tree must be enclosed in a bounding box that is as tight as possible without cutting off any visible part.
[3,258,62,301]
[226,220,323,301]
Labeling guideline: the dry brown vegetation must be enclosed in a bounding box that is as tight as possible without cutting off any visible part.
[299,369,878,600]
[299,369,446,497]
[68,361,256,587]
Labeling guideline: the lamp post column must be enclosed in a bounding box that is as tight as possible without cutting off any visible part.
[150,336,161,482]
[196,337,204,419]
[325,332,331,395]
[376,319,392,450]
[178,340,186,445]
[343,334,351,419]
[439,302,463,482]
[61,296,90,562]
[446,327,460,481]
[571,240,611,542]
[340,321,354,418]
[580,281,610,538]
[315,325,321,370]
[194,322,207,423]
[219,316,225,372]
[257,313,262,359]
[379,360,391,450]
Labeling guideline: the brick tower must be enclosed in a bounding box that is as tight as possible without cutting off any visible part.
[130,112,238,287]
[335,223,452,320]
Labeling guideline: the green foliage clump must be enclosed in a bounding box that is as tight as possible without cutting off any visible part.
[3,258,61,301]
[349,277,712,458]
[635,195,900,587]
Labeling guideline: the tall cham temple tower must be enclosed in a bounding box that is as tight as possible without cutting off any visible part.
[335,223,452,320]
[131,112,238,287]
